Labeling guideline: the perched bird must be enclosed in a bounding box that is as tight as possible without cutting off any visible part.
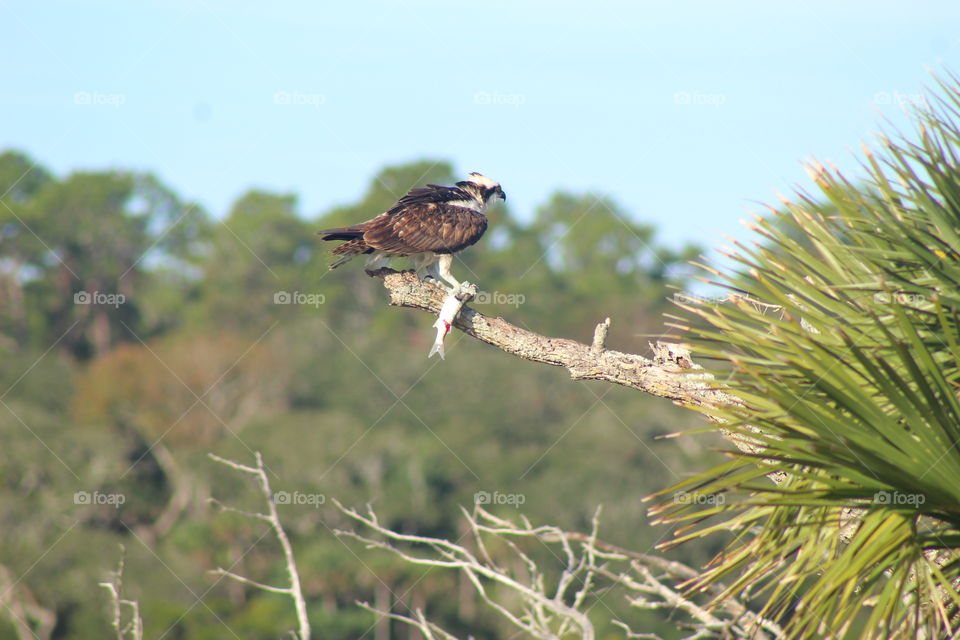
[317,173,505,293]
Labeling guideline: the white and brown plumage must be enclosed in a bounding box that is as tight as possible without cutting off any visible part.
[317,172,505,293]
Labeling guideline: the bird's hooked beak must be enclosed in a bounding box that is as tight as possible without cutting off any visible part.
[496,186,506,202]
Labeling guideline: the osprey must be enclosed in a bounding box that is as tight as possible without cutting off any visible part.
[317,173,505,293]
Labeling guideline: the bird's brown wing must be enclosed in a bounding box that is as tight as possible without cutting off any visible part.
[363,205,487,255]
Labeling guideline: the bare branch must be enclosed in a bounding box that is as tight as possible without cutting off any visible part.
[209,452,310,640]
[612,619,664,640]
[335,500,596,640]
[335,501,785,640]
[98,551,143,640]
[207,497,273,523]
[368,269,735,409]
[591,317,611,354]
[209,568,293,595]
[356,601,462,640]
[369,268,787,471]
[208,453,261,475]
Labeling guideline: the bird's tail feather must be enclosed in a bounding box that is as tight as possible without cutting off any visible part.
[327,237,369,270]
[319,227,368,269]
[317,225,365,241]
[329,253,357,270]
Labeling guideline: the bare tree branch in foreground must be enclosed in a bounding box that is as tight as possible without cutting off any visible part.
[334,500,785,640]
[98,551,144,640]
[209,452,311,640]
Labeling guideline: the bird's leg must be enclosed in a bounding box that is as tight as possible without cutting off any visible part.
[425,261,442,283]
[412,253,439,282]
[365,252,391,271]
[436,254,464,294]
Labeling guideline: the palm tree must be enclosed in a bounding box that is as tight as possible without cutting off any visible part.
[653,74,960,639]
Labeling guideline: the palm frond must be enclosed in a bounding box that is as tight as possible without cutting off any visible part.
[655,75,960,639]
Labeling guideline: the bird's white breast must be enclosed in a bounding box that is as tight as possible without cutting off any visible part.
[444,199,483,212]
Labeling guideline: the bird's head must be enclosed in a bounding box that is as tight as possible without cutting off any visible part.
[460,172,506,207]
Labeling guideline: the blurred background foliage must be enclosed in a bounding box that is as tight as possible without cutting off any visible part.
[0,151,713,639]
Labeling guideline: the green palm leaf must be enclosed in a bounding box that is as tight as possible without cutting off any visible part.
[656,75,960,639]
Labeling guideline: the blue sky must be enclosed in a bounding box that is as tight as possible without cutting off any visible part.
[3,0,959,252]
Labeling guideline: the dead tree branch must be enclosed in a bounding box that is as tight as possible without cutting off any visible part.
[98,551,143,640]
[334,501,785,640]
[368,268,785,467]
[369,268,734,408]
[209,452,311,640]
